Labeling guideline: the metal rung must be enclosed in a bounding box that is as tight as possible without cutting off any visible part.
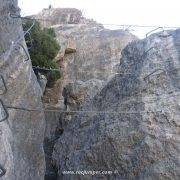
[9,13,35,48]
[146,27,164,38]
[0,164,6,177]
[0,99,9,122]
[142,47,155,58]
[144,68,167,81]
[158,34,172,38]
[10,13,32,21]
[0,75,7,95]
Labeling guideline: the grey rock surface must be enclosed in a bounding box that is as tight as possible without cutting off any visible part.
[35,8,99,28]
[37,8,137,179]
[38,7,137,139]
[44,111,62,180]
[51,25,137,142]
[0,0,45,179]
[54,24,137,111]
[37,73,47,95]
[53,30,180,179]
[36,8,137,111]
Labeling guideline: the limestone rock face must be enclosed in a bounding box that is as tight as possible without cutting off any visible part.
[54,24,137,111]
[53,30,180,179]
[37,8,137,179]
[37,73,47,95]
[35,8,98,28]
[36,8,137,111]
[0,0,45,179]
[37,8,137,139]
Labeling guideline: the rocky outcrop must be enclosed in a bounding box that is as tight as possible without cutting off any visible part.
[54,26,137,112]
[36,7,137,180]
[35,8,98,28]
[47,25,137,140]
[53,30,180,179]
[0,0,45,179]
[36,8,137,111]
[37,7,137,138]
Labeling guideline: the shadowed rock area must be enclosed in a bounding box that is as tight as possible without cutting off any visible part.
[0,0,45,179]
[53,30,180,179]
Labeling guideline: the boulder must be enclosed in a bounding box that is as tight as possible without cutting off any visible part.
[53,29,180,180]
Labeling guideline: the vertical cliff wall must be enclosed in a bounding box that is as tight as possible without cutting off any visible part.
[0,0,45,179]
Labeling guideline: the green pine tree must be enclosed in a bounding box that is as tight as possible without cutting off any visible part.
[23,20,61,87]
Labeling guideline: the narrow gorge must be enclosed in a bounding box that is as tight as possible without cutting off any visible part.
[34,8,137,179]
[0,1,179,180]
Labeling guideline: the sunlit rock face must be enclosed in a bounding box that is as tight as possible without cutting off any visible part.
[36,9,137,137]
[53,30,180,180]
[0,0,45,179]
[36,7,137,179]
[35,8,98,27]
[36,8,137,111]
[53,26,137,133]
[55,26,137,110]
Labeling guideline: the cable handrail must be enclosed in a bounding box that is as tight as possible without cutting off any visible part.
[0,13,179,118]
[31,66,180,78]
[2,91,179,114]
[0,90,179,123]
[9,13,180,29]
[0,16,35,61]
[6,106,179,114]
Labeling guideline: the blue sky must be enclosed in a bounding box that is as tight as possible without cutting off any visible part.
[18,0,180,38]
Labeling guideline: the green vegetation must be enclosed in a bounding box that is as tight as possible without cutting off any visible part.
[23,20,61,87]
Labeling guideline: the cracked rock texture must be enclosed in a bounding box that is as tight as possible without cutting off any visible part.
[34,8,99,28]
[36,8,137,111]
[36,7,137,142]
[54,25,137,111]
[0,0,45,179]
[53,30,180,180]
[36,7,137,179]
